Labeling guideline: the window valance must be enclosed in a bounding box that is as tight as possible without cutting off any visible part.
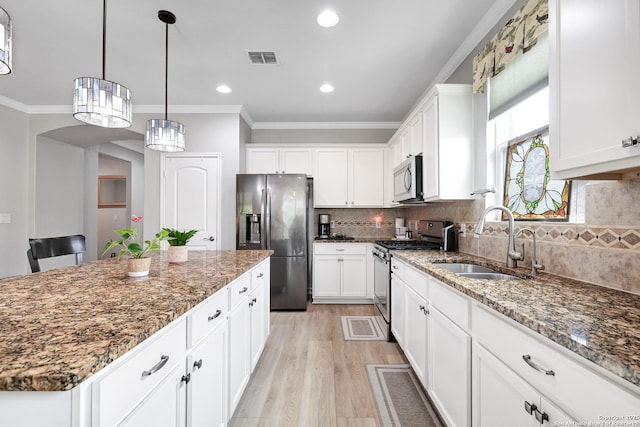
[473,0,548,94]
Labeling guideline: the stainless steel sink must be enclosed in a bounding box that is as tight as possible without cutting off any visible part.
[436,263,520,280]
[436,263,497,274]
[458,272,519,280]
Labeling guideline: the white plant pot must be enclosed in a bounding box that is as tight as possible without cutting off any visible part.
[127,257,151,277]
[168,246,188,263]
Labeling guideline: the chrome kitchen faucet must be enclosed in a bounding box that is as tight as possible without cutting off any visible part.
[474,205,522,268]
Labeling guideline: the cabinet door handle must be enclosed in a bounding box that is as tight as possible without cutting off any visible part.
[193,359,203,370]
[392,265,399,270]
[257,273,264,278]
[208,309,222,321]
[239,286,249,294]
[181,373,191,384]
[142,355,169,377]
[522,354,555,376]
[252,298,257,303]
[534,408,549,424]
[524,400,537,415]
[419,305,429,315]
[622,136,638,147]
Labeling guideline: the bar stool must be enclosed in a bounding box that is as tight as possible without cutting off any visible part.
[27,234,86,273]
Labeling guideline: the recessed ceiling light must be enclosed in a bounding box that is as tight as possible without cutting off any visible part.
[320,84,334,93]
[216,85,232,94]
[317,10,339,28]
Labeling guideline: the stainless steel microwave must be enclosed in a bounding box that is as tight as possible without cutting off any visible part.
[393,155,423,203]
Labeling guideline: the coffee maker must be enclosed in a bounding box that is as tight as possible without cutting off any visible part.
[318,214,330,238]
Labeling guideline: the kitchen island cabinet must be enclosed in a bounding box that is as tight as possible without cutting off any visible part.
[0,250,272,427]
[549,0,640,179]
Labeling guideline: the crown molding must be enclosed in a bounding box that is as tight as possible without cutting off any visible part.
[405,0,518,121]
[251,121,401,130]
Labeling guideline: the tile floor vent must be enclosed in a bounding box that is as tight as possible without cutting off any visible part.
[247,50,280,65]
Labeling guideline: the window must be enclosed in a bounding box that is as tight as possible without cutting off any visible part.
[485,86,586,222]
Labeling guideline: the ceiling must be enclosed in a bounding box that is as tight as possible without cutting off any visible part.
[0,0,510,125]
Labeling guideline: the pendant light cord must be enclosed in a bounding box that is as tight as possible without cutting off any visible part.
[165,21,169,121]
[102,0,107,80]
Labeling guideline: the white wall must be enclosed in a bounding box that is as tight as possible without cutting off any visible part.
[34,136,85,270]
[0,105,29,278]
[141,112,241,250]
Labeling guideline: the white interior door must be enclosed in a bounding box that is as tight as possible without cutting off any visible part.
[163,155,220,250]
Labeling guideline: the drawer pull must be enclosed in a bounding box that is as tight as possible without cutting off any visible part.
[336,248,345,252]
[142,355,169,377]
[257,273,264,278]
[522,354,555,376]
[534,408,549,424]
[239,286,249,294]
[181,373,191,384]
[193,359,203,370]
[392,265,399,270]
[524,400,537,415]
[208,309,222,321]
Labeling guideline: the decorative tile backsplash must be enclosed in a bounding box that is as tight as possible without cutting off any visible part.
[316,179,640,295]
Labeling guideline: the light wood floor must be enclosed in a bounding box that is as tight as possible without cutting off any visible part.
[229,303,408,427]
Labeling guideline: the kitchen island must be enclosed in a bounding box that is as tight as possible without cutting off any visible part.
[0,250,272,426]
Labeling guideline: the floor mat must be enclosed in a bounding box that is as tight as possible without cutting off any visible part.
[341,316,385,341]
[366,364,444,427]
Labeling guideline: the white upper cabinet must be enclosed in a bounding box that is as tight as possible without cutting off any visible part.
[315,147,384,207]
[549,0,640,179]
[246,146,314,175]
[391,113,423,169]
[421,84,474,201]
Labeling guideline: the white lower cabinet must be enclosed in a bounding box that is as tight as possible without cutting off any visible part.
[429,307,470,427]
[228,274,252,418]
[187,322,227,427]
[249,262,270,372]
[390,274,405,347]
[403,284,429,386]
[312,243,369,303]
[473,342,574,426]
[119,364,187,427]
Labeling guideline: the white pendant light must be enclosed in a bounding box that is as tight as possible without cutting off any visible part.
[0,6,12,75]
[145,10,185,152]
[73,0,132,128]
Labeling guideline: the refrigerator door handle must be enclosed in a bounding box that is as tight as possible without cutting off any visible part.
[265,187,271,250]
[260,188,267,250]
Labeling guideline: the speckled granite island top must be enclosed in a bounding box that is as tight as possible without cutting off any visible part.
[391,250,640,389]
[0,250,272,392]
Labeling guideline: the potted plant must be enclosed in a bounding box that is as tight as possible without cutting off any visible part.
[163,228,198,263]
[102,215,170,277]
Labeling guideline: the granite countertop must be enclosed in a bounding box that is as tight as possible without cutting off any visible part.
[391,250,640,389]
[0,250,272,392]
[313,236,382,243]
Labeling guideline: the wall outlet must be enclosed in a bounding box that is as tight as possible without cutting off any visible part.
[460,223,466,237]
[330,220,335,229]
[375,221,381,229]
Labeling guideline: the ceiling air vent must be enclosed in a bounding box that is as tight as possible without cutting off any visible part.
[247,50,280,65]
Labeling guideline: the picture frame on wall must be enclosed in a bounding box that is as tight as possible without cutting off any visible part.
[503,125,571,221]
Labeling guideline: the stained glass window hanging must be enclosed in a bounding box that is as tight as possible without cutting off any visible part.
[503,126,570,220]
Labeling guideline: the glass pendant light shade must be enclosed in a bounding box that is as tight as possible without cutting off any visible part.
[145,118,185,152]
[73,77,132,128]
[0,6,12,75]
[73,0,132,128]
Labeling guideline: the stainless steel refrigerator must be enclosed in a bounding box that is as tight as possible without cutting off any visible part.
[236,174,312,310]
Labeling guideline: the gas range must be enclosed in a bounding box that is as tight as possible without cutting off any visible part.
[374,240,441,251]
